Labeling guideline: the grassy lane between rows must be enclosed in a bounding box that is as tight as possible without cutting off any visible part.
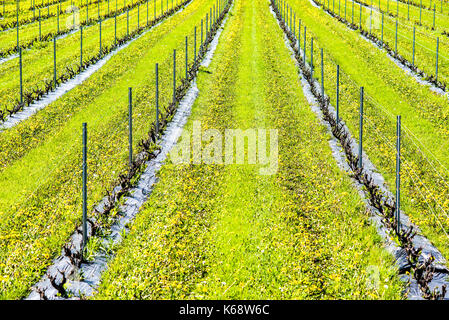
[95,0,403,299]
[314,0,449,90]
[286,0,449,262]
[0,0,179,119]
[0,0,216,299]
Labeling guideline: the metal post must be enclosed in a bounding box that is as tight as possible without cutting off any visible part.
[80,26,83,67]
[201,19,204,46]
[99,19,102,56]
[311,38,314,78]
[127,10,129,36]
[407,1,409,20]
[128,88,133,168]
[57,7,59,33]
[194,26,197,62]
[352,0,354,25]
[173,49,176,102]
[53,37,57,88]
[336,65,340,124]
[436,37,439,82]
[19,48,23,104]
[381,13,384,45]
[395,19,398,53]
[185,36,188,79]
[396,115,401,234]
[298,20,301,51]
[420,0,422,24]
[433,4,436,29]
[16,1,19,50]
[345,0,347,20]
[39,9,41,40]
[412,26,415,67]
[359,2,361,29]
[321,48,324,98]
[156,63,159,134]
[358,87,364,169]
[304,26,307,61]
[82,123,88,251]
[115,13,117,45]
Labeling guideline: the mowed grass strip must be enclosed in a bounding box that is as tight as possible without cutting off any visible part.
[95,0,403,299]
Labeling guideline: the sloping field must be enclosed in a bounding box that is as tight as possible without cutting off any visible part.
[1,0,448,302]
[94,0,402,299]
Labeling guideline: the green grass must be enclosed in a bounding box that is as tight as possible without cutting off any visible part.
[287,0,449,262]
[0,0,175,115]
[0,0,215,299]
[316,0,449,89]
[95,0,403,299]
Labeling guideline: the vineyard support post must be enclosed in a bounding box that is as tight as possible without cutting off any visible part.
[436,37,439,82]
[352,0,354,25]
[82,123,88,253]
[173,49,176,102]
[310,37,314,79]
[396,115,401,234]
[99,19,102,56]
[358,87,364,169]
[303,26,307,63]
[194,26,197,62]
[293,12,295,35]
[359,2,361,30]
[129,88,133,168]
[433,4,436,29]
[336,65,340,124]
[185,36,188,80]
[420,0,422,24]
[412,26,415,66]
[87,0,89,23]
[16,1,19,50]
[381,13,384,45]
[407,1,409,20]
[201,19,204,47]
[138,4,140,28]
[206,14,208,40]
[80,26,83,67]
[127,10,129,36]
[19,48,23,104]
[298,20,301,51]
[147,0,149,25]
[345,0,346,20]
[395,19,398,53]
[320,48,324,98]
[57,8,59,33]
[156,63,159,134]
[39,9,41,40]
[115,13,117,46]
[53,37,57,88]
